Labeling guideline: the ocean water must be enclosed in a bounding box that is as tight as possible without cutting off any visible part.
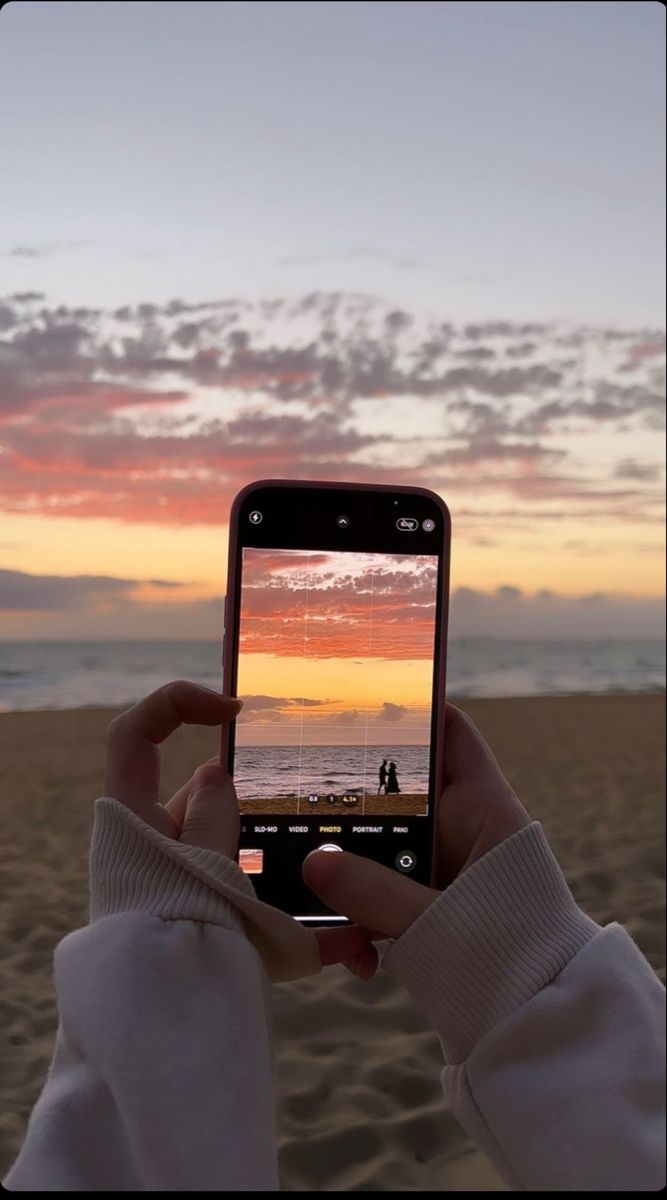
[0,639,664,713]
[234,744,428,800]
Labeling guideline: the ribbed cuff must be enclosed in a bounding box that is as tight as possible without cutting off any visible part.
[88,797,322,983]
[382,822,601,1063]
[89,797,252,934]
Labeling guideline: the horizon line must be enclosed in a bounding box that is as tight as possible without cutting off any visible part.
[1,635,666,645]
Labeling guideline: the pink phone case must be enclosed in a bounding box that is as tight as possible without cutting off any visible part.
[221,478,451,889]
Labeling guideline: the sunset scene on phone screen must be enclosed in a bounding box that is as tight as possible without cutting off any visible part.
[234,549,438,815]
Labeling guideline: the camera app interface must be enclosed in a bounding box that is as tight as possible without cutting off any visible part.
[233,546,439,916]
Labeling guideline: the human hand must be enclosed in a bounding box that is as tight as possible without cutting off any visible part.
[104,680,245,853]
[304,703,531,978]
[104,680,371,970]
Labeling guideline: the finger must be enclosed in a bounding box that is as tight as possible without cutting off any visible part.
[314,923,374,966]
[105,681,241,821]
[443,701,500,783]
[164,755,221,826]
[179,765,240,856]
[314,925,381,980]
[349,947,380,980]
[303,849,438,940]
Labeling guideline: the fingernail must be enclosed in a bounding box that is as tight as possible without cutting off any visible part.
[201,688,243,709]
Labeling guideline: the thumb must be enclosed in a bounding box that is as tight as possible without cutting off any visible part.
[303,849,439,940]
[179,764,240,855]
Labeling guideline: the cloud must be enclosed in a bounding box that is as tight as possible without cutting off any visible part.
[237,553,440,660]
[237,550,332,578]
[0,292,663,528]
[0,567,185,612]
[455,505,664,527]
[614,458,662,482]
[438,363,563,398]
[516,381,666,437]
[4,241,90,258]
[12,320,93,370]
[236,707,289,724]
[237,694,329,709]
[0,304,17,331]
[625,339,666,365]
[378,702,408,722]
[464,322,549,340]
[455,346,496,361]
[238,695,290,710]
[2,567,664,640]
[7,246,47,259]
[437,440,564,466]
[329,709,361,724]
[579,382,664,424]
[0,412,376,498]
[448,587,666,639]
[278,246,421,270]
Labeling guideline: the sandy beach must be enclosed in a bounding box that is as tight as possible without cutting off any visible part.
[240,794,428,815]
[1,693,664,1190]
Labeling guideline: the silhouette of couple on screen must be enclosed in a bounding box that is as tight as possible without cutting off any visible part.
[378,759,400,794]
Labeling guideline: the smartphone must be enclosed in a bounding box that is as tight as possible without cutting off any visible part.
[222,479,451,926]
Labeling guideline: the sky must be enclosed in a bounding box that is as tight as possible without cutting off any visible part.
[0,0,665,640]
[236,549,437,744]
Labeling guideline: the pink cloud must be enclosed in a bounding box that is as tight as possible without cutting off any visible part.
[0,292,662,528]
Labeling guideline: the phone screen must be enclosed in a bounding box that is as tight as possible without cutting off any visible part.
[226,484,449,924]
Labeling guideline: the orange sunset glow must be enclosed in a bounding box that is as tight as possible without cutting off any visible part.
[235,550,438,746]
[0,295,664,645]
[0,0,664,652]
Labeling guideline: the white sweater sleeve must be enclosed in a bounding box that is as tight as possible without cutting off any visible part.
[382,822,666,1192]
[4,913,278,1192]
[5,807,664,1192]
[3,796,313,1192]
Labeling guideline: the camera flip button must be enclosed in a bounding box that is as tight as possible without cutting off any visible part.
[395,850,416,872]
